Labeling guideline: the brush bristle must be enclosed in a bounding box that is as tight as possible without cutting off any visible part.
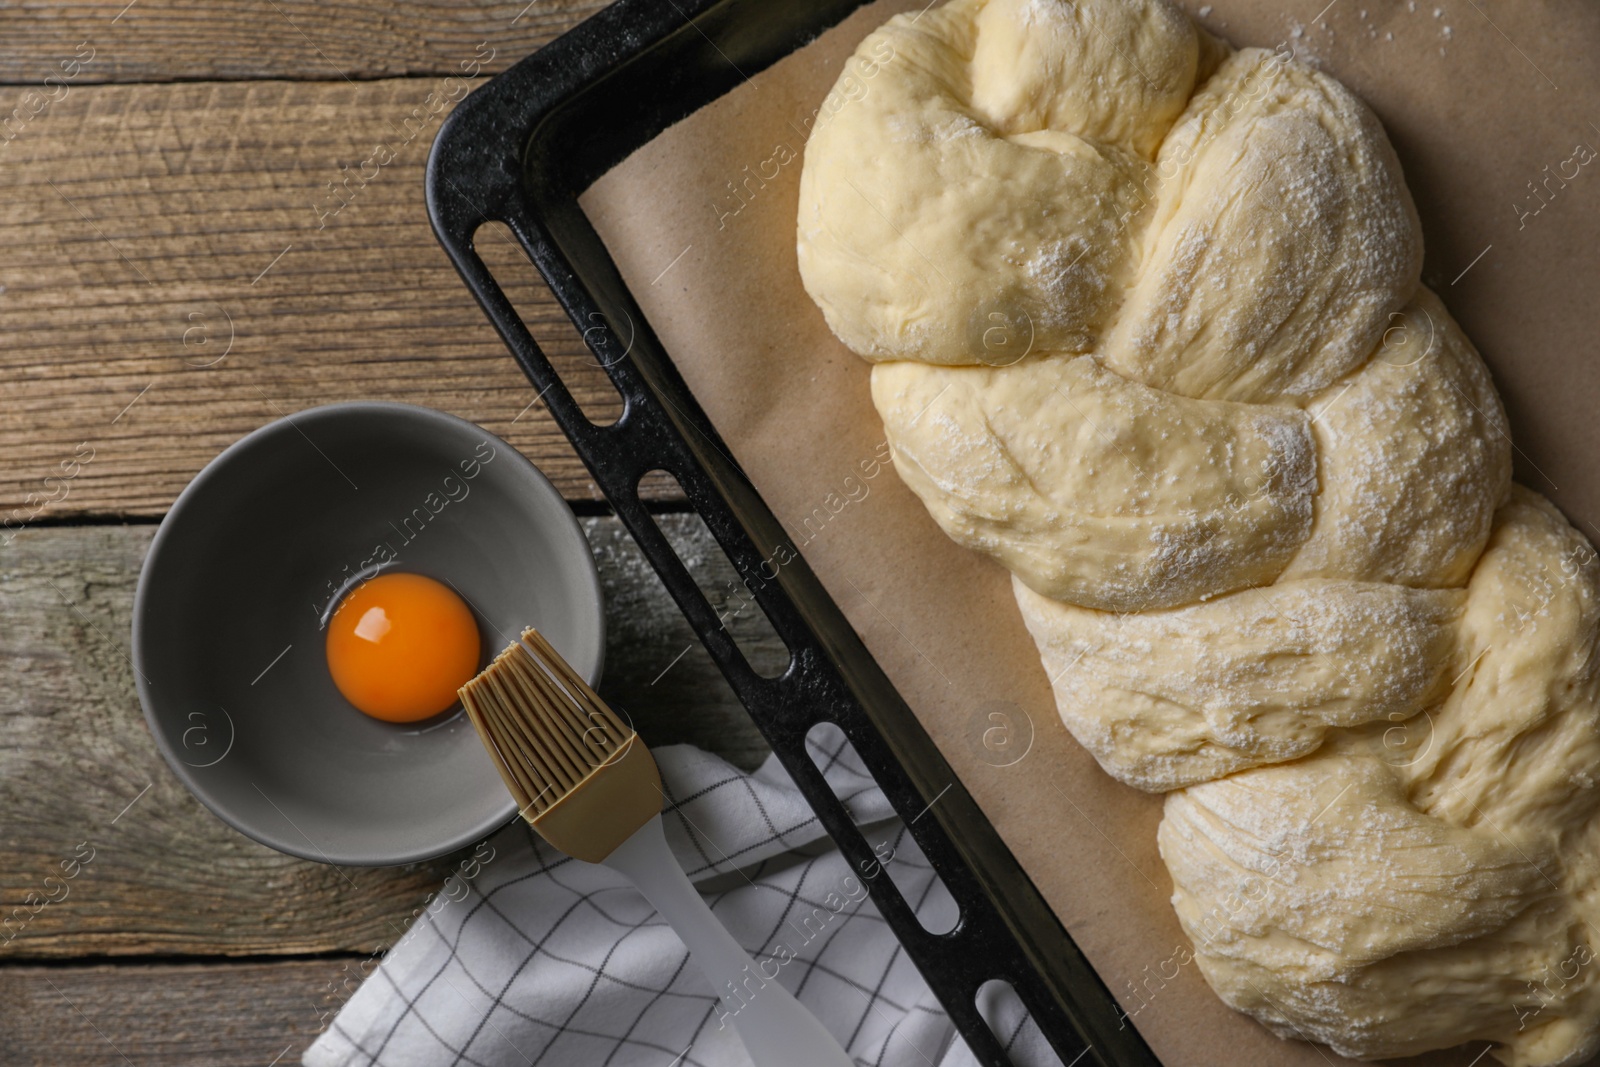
[459,627,633,820]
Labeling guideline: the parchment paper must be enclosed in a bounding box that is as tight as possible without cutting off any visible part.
[578,2,1600,1063]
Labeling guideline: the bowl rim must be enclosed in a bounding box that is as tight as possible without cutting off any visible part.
[131,400,606,866]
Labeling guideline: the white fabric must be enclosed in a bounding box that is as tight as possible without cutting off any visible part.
[303,729,1057,1067]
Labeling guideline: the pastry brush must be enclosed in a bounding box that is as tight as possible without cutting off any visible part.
[459,627,856,1067]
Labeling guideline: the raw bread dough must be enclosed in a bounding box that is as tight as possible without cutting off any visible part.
[796,0,1600,1062]
[1014,574,1463,790]
[871,354,1316,612]
[1160,491,1600,1066]
[1280,286,1512,589]
[1098,47,1423,403]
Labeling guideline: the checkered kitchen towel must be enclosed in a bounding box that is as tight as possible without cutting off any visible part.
[304,725,1055,1067]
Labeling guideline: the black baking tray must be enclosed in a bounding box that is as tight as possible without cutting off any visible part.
[424,2,1163,1064]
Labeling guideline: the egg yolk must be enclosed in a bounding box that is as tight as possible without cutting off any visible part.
[325,572,481,723]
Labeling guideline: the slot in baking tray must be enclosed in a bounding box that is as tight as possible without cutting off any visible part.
[425,2,1163,1063]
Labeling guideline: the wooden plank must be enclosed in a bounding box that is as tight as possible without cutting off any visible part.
[0,0,603,83]
[0,77,691,520]
[0,957,346,1065]
[0,518,772,958]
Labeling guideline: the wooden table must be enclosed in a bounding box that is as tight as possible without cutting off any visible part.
[0,4,775,1060]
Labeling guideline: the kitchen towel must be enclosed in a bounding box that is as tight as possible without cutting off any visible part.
[303,725,1057,1067]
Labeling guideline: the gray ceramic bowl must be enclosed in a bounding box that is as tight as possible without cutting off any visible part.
[133,402,604,865]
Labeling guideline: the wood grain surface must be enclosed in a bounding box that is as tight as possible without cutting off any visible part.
[0,0,778,1056]
[0,517,770,959]
[1,957,357,1065]
[0,76,692,521]
[0,0,606,83]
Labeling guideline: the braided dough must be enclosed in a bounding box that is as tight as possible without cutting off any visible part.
[796,1,1600,1063]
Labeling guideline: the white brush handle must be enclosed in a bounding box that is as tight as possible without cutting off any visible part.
[602,814,856,1067]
